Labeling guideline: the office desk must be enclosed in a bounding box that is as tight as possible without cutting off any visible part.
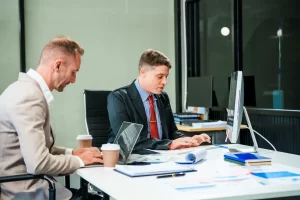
[176,124,248,144]
[77,144,300,200]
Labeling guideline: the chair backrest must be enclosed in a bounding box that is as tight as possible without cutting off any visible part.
[84,90,111,147]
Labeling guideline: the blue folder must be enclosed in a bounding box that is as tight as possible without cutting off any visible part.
[224,153,271,164]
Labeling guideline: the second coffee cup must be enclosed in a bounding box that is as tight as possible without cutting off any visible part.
[101,144,120,167]
[76,135,93,148]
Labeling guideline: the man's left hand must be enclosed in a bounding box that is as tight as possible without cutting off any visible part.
[72,147,103,159]
[192,134,211,145]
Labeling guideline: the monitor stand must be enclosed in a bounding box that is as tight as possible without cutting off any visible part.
[228,106,259,153]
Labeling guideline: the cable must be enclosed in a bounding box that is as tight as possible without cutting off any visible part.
[250,128,277,152]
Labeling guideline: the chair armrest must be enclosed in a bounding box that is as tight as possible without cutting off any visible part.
[0,174,56,193]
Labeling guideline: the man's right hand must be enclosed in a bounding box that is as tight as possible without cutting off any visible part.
[168,137,198,150]
[77,148,103,165]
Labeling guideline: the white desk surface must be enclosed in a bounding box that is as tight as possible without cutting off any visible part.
[77,144,300,200]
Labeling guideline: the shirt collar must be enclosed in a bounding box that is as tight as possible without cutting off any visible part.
[134,79,157,102]
[27,68,54,105]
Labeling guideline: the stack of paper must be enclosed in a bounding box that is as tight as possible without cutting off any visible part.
[114,162,196,177]
[191,120,227,128]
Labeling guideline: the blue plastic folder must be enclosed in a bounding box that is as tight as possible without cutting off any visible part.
[252,171,300,179]
[224,153,271,164]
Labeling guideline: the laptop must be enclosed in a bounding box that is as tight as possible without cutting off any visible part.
[82,121,143,168]
[113,121,143,164]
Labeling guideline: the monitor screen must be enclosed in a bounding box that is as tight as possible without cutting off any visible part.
[187,76,213,108]
[226,71,244,143]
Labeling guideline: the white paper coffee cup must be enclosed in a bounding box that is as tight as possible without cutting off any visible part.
[76,135,93,140]
[101,144,120,167]
[101,144,120,151]
[76,135,93,148]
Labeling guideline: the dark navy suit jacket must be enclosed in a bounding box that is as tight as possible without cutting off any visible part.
[107,80,184,150]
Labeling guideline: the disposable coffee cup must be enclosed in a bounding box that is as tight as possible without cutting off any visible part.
[101,144,120,167]
[76,135,93,148]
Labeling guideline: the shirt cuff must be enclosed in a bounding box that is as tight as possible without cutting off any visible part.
[75,156,85,167]
[65,148,73,155]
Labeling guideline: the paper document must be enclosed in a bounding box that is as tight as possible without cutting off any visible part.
[176,149,207,164]
[192,120,227,128]
[128,154,170,163]
[114,162,196,177]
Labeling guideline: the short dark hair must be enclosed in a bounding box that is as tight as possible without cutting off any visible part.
[138,49,172,70]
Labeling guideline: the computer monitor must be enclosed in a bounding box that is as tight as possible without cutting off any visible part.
[226,71,259,153]
[228,75,256,107]
[226,71,244,143]
[186,76,213,108]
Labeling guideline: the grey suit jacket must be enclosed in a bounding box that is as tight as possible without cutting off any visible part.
[0,73,80,200]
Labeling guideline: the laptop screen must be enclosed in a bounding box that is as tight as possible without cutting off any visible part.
[113,122,143,164]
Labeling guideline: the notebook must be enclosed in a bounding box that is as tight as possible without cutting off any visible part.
[114,162,196,177]
[82,121,143,168]
[113,121,143,164]
[224,152,271,166]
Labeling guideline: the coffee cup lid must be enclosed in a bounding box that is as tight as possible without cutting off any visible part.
[101,143,120,151]
[76,135,93,140]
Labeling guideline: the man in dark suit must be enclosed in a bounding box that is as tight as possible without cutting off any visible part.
[107,49,210,150]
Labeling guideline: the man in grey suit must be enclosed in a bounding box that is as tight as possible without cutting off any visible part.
[0,36,103,200]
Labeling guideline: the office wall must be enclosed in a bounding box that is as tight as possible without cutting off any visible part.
[25,0,175,187]
[0,1,20,94]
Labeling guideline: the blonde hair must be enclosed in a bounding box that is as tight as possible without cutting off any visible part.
[39,35,84,64]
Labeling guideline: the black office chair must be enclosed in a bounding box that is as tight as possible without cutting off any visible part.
[0,174,56,200]
[83,90,111,200]
[83,90,111,147]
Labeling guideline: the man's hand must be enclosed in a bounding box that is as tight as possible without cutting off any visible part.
[74,147,103,165]
[169,137,198,150]
[192,134,211,145]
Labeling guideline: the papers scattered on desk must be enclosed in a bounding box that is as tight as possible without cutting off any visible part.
[114,162,196,177]
[191,120,227,128]
[128,154,171,163]
[176,149,207,164]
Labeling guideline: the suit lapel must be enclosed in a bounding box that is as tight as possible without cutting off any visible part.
[128,82,147,126]
[156,95,168,139]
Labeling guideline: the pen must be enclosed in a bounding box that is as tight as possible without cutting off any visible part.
[157,172,186,179]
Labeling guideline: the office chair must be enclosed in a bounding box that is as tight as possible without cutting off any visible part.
[0,174,56,200]
[84,90,111,147]
[83,90,111,200]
